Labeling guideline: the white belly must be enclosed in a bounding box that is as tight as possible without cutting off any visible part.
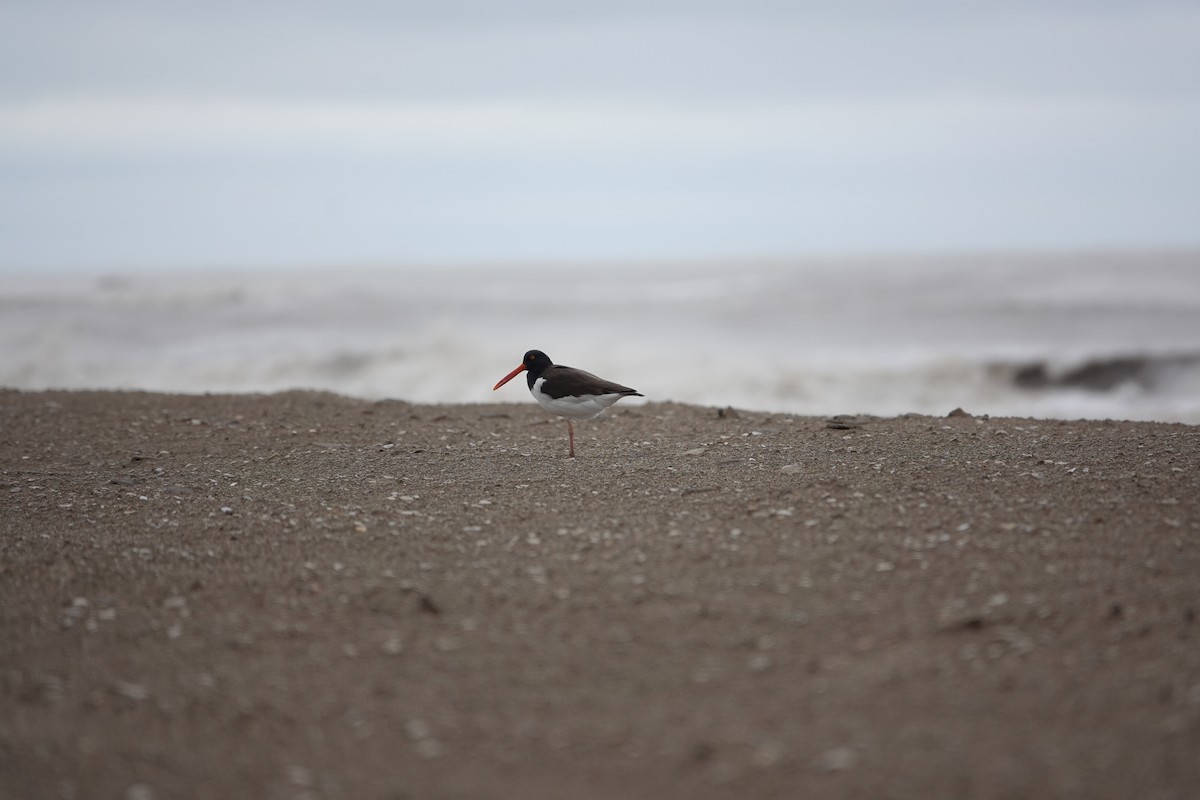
[531,377,625,420]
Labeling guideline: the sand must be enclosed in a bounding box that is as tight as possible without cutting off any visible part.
[2,389,1198,800]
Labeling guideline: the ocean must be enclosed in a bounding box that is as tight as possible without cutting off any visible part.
[4,251,1200,423]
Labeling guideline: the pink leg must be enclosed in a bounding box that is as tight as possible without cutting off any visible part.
[567,420,575,458]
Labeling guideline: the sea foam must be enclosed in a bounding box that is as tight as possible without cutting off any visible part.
[4,252,1200,423]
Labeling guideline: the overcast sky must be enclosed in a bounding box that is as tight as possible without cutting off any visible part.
[2,1,1198,273]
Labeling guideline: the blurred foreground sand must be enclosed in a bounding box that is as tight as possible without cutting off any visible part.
[2,390,1198,799]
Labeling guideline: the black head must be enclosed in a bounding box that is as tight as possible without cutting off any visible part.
[521,350,554,381]
[494,349,556,392]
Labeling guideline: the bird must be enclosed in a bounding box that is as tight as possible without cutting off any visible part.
[493,350,642,457]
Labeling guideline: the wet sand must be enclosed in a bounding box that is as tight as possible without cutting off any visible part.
[2,389,1198,799]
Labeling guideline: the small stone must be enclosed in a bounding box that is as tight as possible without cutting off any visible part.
[682,447,707,456]
[435,635,462,652]
[751,739,784,767]
[126,784,155,800]
[114,681,149,702]
[815,746,857,771]
[405,719,431,739]
[219,506,233,515]
[285,765,313,787]
[947,407,972,418]
[779,464,802,475]
[748,653,772,671]
[416,739,443,759]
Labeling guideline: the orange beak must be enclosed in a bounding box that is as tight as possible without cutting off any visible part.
[493,363,527,391]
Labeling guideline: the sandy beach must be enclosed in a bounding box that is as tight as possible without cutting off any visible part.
[2,388,1198,799]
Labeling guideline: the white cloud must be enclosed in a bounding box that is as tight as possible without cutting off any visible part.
[2,93,1192,161]
[1,2,1199,269]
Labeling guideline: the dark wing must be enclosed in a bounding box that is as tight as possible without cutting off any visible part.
[540,364,642,399]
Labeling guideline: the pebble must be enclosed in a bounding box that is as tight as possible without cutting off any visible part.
[126,784,155,800]
[814,746,858,771]
[416,739,443,758]
[114,681,149,702]
[435,635,463,652]
[751,739,784,767]
[285,765,313,787]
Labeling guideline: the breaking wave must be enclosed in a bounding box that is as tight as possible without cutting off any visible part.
[4,251,1200,423]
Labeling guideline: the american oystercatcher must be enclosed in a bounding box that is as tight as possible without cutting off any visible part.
[493,350,643,457]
